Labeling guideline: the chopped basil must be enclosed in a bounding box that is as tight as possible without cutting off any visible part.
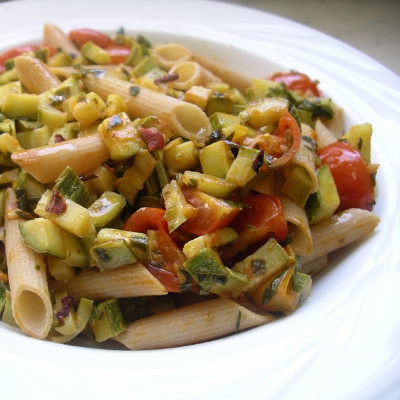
[130,85,141,96]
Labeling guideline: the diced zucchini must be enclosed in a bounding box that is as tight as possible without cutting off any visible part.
[19,217,67,259]
[341,122,372,164]
[90,299,126,342]
[131,56,157,77]
[88,191,126,228]
[98,112,146,160]
[87,165,118,195]
[199,141,234,178]
[37,103,68,130]
[2,290,19,328]
[305,163,340,224]
[242,97,289,129]
[104,93,128,118]
[206,92,234,116]
[47,256,77,284]
[183,247,248,296]
[81,41,111,65]
[164,138,199,173]
[183,85,211,110]
[96,228,149,263]
[13,169,46,213]
[231,238,289,299]
[0,280,7,315]
[182,227,238,259]
[17,126,51,149]
[2,92,39,119]
[0,81,22,110]
[116,149,156,204]
[225,147,261,187]
[48,121,80,144]
[0,119,16,137]
[0,132,24,156]
[54,166,93,208]
[209,112,241,131]
[70,92,106,127]
[53,289,77,335]
[181,170,237,199]
[35,190,95,238]
[91,239,138,272]
[162,180,191,232]
[246,78,284,101]
[281,166,314,208]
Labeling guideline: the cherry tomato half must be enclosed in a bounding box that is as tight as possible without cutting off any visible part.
[0,45,40,66]
[270,72,320,96]
[220,194,288,261]
[68,28,114,49]
[180,186,241,236]
[317,141,375,211]
[123,207,186,290]
[104,45,131,64]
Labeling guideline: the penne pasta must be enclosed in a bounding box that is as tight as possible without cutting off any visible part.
[14,56,61,95]
[82,72,212,140]
[43,23,81,58]
[275,173,313,255]
[152,43,252,93]
[115,298,274,350]
[54,263,168,301]
[11,134,110,183]
[300,208,380,264]
[167,61,221,91]
[4,189,53,339]
[314,119,337,150]
[0,24,381,350]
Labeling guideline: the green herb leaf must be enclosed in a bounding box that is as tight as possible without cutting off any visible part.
[235,310,241,333]
[130,85,141,96]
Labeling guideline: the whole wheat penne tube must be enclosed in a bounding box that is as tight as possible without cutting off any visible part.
[82,72,212,140]
[152,43,252,93]
[11,134,110,183]
[300,208,380,264]
[14,56,61,95]
[314,119,337,150]
[275,173,312,255]
[43,23,81,58]
[168,61,221,91]
[4,189,53,339]
[320,103,345,139]
[55,263,167,301]
[115,298,274,350]
[300,254,328,276]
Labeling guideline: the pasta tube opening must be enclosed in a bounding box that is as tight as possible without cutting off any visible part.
[13,287,53,339]
[172,102,212,139]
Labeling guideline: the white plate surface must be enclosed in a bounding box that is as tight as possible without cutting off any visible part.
[1,1,400,399]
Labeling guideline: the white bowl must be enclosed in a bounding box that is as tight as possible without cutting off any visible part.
[1,1,400,399]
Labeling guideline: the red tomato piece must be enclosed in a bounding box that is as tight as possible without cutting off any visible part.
[140,127,165,151]
[270,72,320,96]
[180,186,241,236]
[123,207,186,280]
[68,28,114,49]
[103,45,131,64]
[0,45,40,66]
[145,265,179,293]
[317,141,375,211]
[220,194,288,261]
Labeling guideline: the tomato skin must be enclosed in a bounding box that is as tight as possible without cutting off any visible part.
[220,194,288,261]
[123,207,186,281]
[145,265,179,293]
[103,45,131,64]
[270,72,320,96]
[0,45,40,66]
[317,141,375,211]
[180,186,241,236]
[68,28,114,49]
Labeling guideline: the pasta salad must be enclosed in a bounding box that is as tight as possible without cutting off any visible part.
[0,25,379,349]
